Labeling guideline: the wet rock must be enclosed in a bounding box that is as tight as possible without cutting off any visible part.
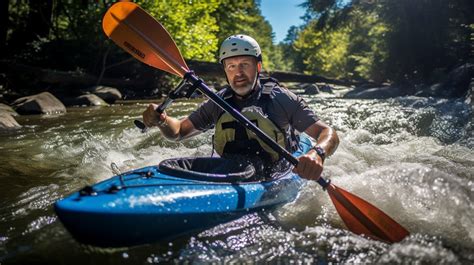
[465,79,473,107]
[443,63,474,98]
[0,103,18,116]
[84,86,122,104]
[416,83,443,97]
[63,94,109,107]
[0,113,21,130]
[343,85,407,99]
[419,63,474,98]
[319,84,334,93]
[303,84,320,95]
[12,92,66,115]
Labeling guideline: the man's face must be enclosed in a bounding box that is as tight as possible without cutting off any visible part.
[223,56,260,97]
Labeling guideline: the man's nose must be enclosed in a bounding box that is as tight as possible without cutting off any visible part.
[234,66,244,74]
[237,65,248,74]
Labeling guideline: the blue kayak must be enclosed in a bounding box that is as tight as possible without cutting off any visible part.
[55,134,312,247]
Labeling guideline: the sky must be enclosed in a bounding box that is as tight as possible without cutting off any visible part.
[260,0,306,43]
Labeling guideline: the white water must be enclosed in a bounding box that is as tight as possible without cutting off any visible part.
[0,94,473,264]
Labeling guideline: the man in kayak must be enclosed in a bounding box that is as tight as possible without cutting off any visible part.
[143,34,339,181]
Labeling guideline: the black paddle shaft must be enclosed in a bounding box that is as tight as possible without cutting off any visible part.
[184,72,330,188]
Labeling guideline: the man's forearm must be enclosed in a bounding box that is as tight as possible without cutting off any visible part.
[158,116,182,140]
[158,116,199,141]
[315,127,339,156]
[305,121,339,157]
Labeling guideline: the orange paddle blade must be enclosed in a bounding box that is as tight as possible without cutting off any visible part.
[327,184,409,243]
[102,2,189,77]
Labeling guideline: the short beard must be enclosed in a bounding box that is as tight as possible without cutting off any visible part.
[231,74,258,97]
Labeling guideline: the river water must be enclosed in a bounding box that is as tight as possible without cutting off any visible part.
[0,88,473,264]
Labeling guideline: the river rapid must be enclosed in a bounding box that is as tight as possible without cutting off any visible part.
[0,88,473,264]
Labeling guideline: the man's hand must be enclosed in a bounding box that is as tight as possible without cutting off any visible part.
[143,104,167,127]
[293,152,323,181]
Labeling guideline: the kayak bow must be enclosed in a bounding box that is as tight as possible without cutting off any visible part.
[55,135,312,247]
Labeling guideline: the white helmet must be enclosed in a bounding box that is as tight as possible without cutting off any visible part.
[219,34,262,64]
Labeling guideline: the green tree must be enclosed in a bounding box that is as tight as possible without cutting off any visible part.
[378,0,473,82]
[278,26,306,72]
[138,0,220,62]
[294,20,351,78]
[3,0,284,87]
[213,0,277,70]
[291,0,389,80]
[345,7,389,82]
[292,0,473,83]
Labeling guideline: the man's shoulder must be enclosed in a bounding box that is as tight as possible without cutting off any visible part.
[260,78,296,100]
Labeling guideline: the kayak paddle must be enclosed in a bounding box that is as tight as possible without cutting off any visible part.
[102,2,409,243]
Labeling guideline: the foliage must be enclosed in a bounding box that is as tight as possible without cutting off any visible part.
[3,0,282,71]
[292,1,389,80]
[3,0,471,88]
[377,0,473,82]
[345,8,389,82]
[6,1,110,72]
[212,0,277,70]
[294,20,349,78]
[278,26,306,72]
[138,0,220,62]
[289,0,473,83]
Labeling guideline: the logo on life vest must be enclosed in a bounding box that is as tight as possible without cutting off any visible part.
[124,41,145,59]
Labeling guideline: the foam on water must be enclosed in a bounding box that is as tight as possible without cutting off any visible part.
[1,96,472,264]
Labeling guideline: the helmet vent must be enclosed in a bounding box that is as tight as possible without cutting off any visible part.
[219,34,261,63]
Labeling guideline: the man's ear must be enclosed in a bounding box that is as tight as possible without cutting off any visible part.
[257,61,262,72]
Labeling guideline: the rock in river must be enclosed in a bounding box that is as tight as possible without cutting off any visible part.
[12,92,66,115]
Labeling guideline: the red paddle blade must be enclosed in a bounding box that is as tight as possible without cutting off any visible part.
[327,184,409,243]
[102,2,189,77]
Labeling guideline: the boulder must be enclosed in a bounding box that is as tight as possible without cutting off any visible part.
[12,92,66,115]
[319,84,334,93]
[0,103,18,116]
[442,63,474,98]
[343,85,406,99]
[416,64,474,98]
[465,78,473,107]
[63,94,109,107]
[84,86,122,104]
[415,83,442,97]
[0,113,21,130]
[303,84,320,95]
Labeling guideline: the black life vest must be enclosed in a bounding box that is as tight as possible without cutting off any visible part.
[213,77,299,162]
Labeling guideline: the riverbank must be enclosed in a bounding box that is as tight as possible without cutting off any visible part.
[1,62,472,132]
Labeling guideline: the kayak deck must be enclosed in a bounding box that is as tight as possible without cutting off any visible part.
[55,134,312,247]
